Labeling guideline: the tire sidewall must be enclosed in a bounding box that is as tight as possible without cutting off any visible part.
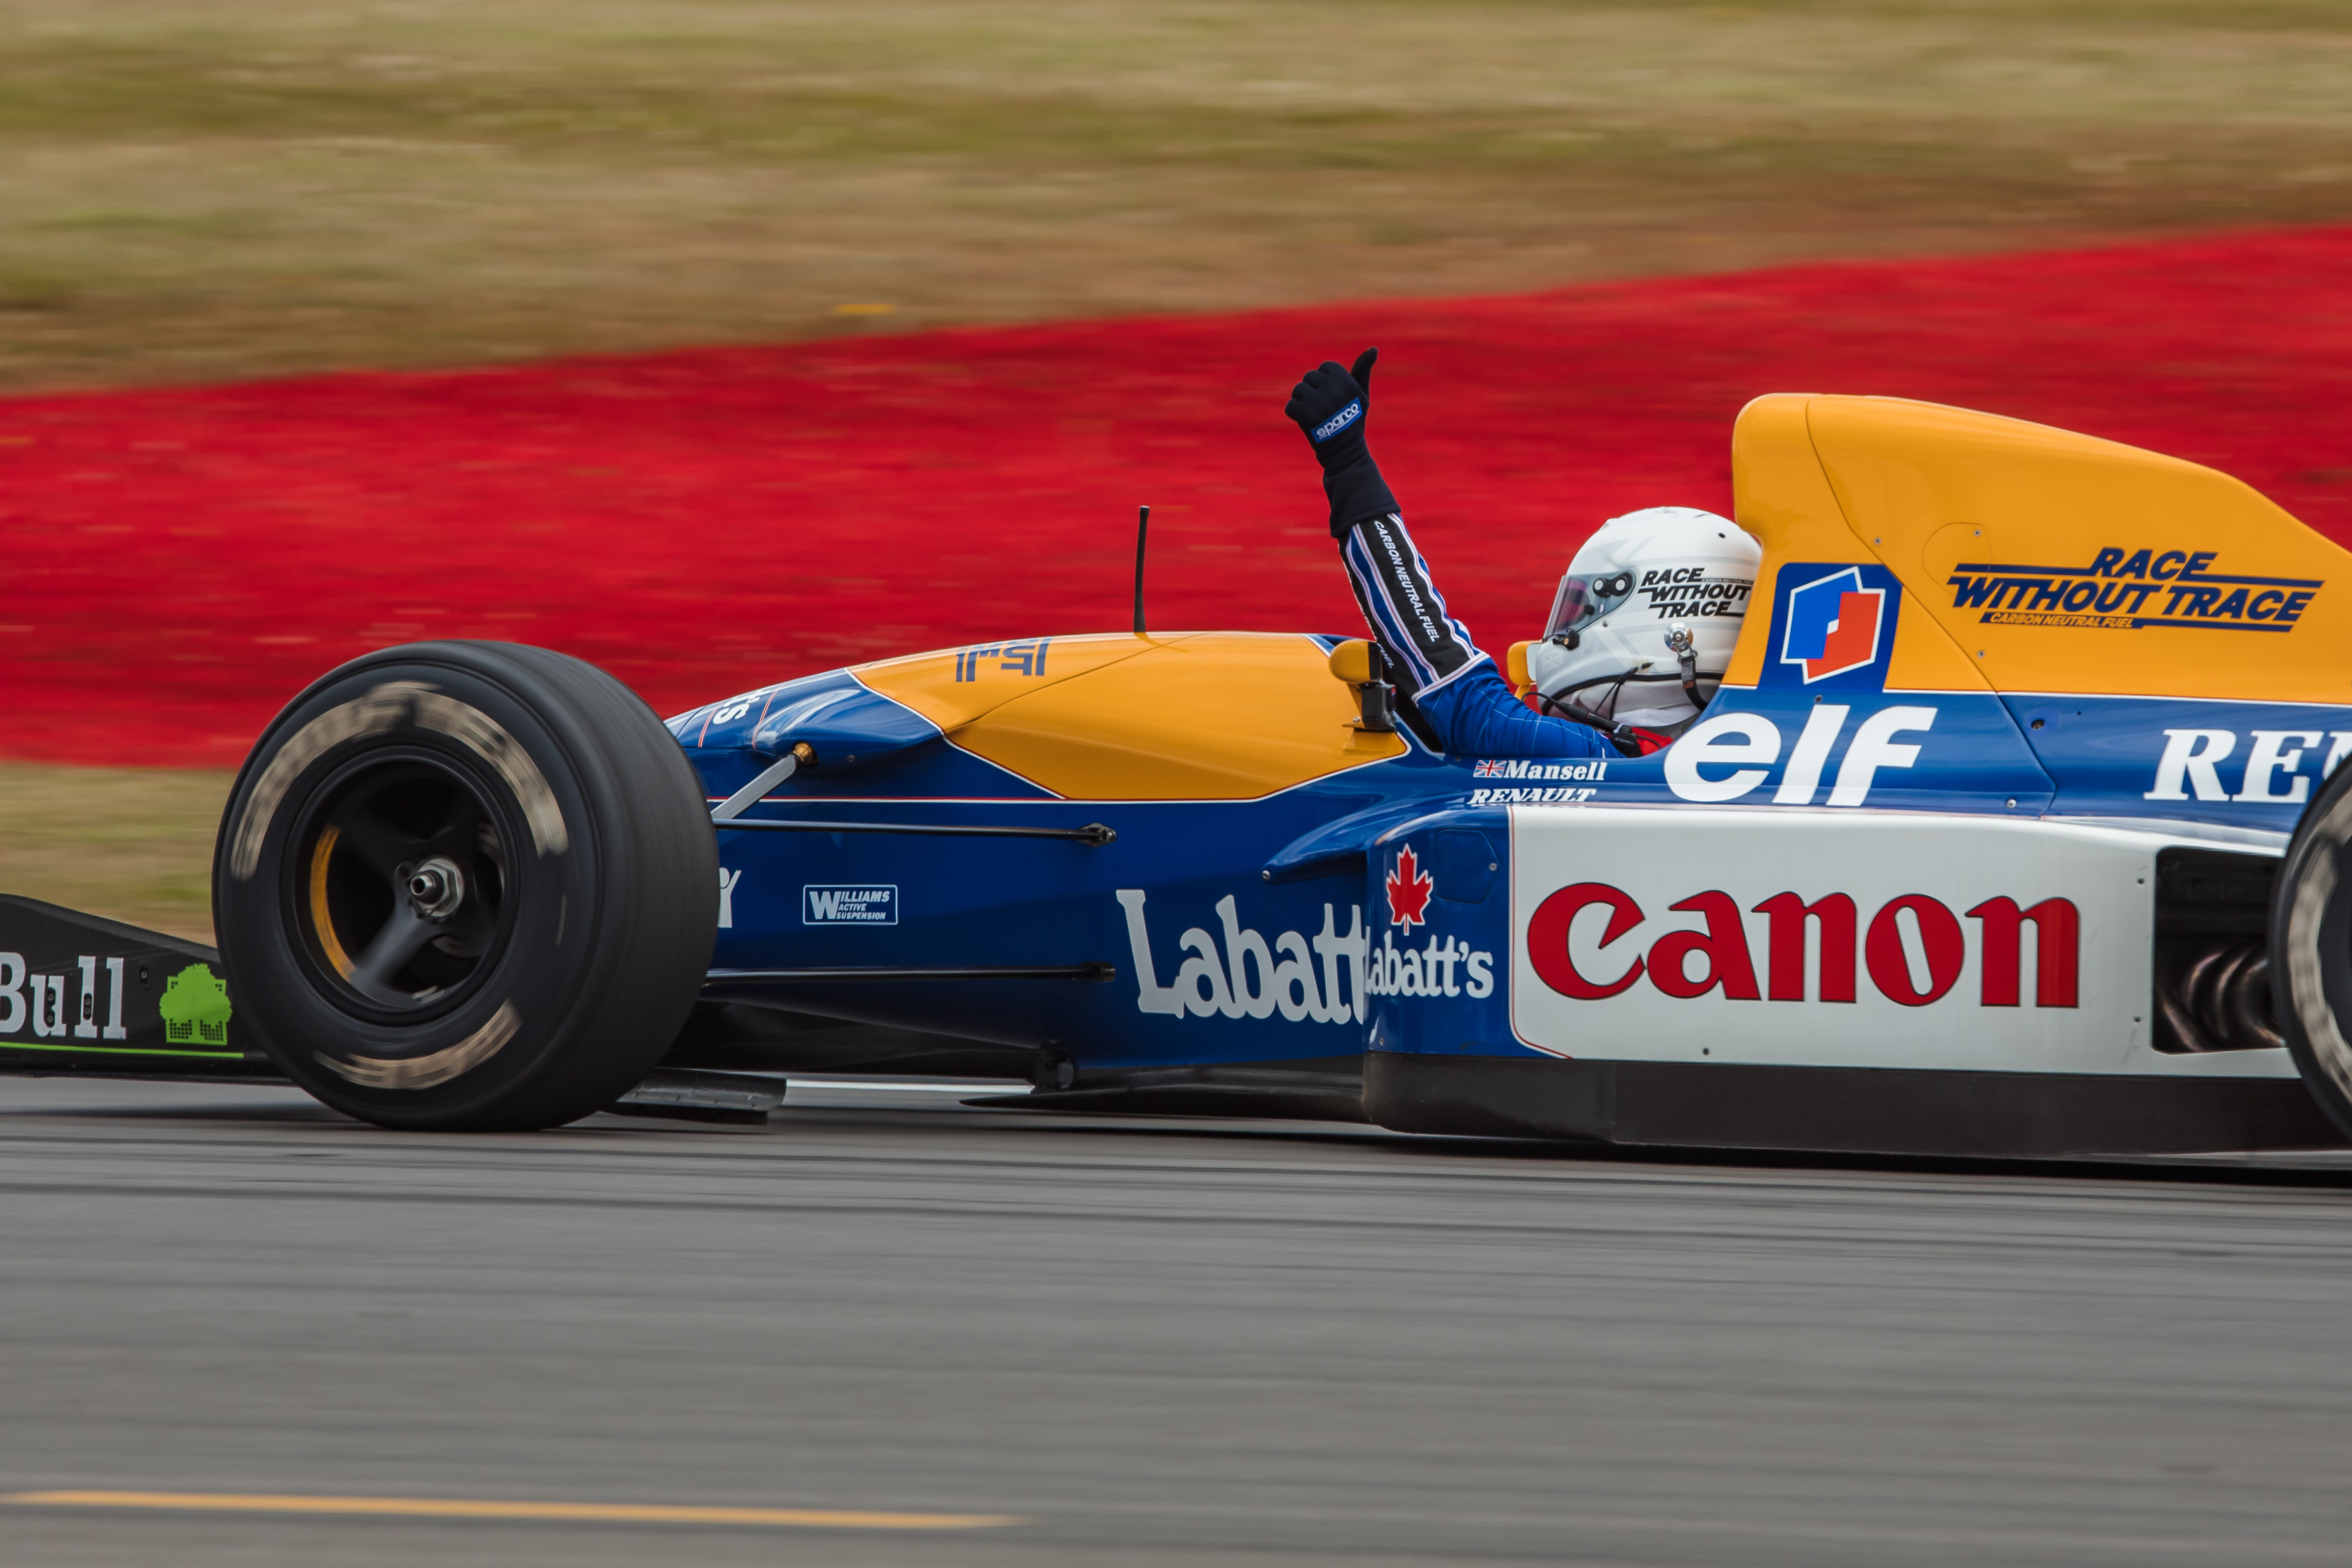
[216,647,610,1124]
[2270,758,2352,1140]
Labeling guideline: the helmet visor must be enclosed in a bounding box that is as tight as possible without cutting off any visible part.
[1544,571,1635,639]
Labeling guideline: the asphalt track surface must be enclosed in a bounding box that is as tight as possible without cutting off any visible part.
[4,1078,2352,1567]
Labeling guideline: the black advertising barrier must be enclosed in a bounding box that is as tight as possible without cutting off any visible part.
[0,895,280,1080]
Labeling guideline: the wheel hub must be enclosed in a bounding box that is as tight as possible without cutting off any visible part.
[297,755,511,1017]
[404,857,467,920]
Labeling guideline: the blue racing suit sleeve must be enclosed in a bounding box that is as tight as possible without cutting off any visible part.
[1339,511,1610,759]
[1415,661,1612,759]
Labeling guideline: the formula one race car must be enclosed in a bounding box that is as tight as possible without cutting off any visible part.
[10,392,2352,1158]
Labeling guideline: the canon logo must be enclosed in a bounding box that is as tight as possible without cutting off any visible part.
[1528,883,2079,1009]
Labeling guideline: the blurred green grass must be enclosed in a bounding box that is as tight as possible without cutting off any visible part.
[0,764,227,942]
[2,0,2350,934]
[0,0,2346,392]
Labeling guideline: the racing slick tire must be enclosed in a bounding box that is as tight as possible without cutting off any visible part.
[212,641,718,1131]
[2272,757,2352,1142]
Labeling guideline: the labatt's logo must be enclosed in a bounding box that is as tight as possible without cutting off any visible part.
[1115,849,1499,1023]
[1364,846,1494,1000]
[1948,547,2320,632]
[1529,883,2079,1009]
[1119,889,1371,1024]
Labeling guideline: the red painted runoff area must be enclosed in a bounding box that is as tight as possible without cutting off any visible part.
[3,226,2348,767]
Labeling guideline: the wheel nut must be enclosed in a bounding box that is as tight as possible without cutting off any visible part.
[405,857,466,919]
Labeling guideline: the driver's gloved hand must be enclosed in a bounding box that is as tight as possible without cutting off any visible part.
[1285,348,1399,539]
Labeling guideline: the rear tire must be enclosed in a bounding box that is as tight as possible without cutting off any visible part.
[2270,759,2352,1141]
[213,641,717,1130]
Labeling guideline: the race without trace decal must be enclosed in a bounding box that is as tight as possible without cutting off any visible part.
[804,885,898,925]
[1637,566,1752,621]
[1948,547,2321,632]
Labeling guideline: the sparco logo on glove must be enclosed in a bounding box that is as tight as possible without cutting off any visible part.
[1312,400,1364,444]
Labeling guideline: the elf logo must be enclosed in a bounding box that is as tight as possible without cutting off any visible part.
[1527,883,2078,1009]
[1665,705,1935,805]
[1780,567,1887,683]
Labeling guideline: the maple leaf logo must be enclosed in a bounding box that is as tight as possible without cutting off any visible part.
[1385,844,1435,928]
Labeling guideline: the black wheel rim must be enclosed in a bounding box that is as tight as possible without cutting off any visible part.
[289,750,517,1024]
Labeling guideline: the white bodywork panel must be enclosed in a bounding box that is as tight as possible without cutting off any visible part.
[1507,805,2296,1079]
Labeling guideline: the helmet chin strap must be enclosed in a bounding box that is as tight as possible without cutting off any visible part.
[1545,661,1726,734]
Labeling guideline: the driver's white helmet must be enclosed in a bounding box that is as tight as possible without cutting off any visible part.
[1523,506,1760,730]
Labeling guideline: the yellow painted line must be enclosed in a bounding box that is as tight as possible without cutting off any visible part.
[1,1491,1020,1530]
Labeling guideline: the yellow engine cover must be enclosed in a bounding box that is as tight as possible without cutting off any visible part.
[1723,393,2351,702]
[856,631,1405,800]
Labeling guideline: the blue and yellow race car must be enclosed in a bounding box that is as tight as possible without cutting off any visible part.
[8,392,2352,1158]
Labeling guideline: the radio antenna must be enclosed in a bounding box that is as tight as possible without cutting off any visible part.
[1132,504,1151,636]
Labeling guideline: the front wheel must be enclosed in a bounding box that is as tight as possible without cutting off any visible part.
[213,641,717,1130]
[2270,759,2352,1141]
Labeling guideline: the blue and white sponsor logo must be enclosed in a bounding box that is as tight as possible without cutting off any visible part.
[1780,567,1887,683]
[1312,399,1364,444]
[1474,758,1608,781]
[1470,757,1608,806]
[804,884,897,925]
[1665,704,1937,805]
[1759,562,1903,692]
[2143,727,2352,804]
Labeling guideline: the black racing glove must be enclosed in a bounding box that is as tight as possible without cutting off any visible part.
[1284,347,1399,540]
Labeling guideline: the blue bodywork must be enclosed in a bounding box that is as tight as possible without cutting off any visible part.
[667,603,2352,1082]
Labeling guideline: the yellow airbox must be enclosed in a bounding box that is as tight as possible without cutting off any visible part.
[1723,393,2352,702]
